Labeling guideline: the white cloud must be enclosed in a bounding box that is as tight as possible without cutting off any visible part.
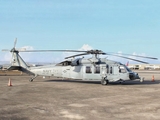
[79,44,93,51]
[21,46,34,50]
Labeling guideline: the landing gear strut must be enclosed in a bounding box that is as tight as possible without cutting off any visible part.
[140,77,144,82]
[29,75,38,82]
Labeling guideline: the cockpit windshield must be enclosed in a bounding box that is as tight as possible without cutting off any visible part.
[119,64,132,73]
[124,65,132,72]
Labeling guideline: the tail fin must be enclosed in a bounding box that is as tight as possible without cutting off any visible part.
[2,38,29,71]
[10,51,29,69]
[7,50,35,75]
[6,50,29,72]
[2,39,35,75]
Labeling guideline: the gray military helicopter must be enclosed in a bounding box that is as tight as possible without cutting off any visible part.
[2,39,158,85]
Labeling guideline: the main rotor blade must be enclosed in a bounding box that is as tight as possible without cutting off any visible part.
[107,52,158,60]
[65,53,89,59]
[107,54,149,64]
[19,49,107,55]
[19,50,87,52]
[122,54,158,60]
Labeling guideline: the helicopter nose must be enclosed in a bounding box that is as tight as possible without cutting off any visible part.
[129,73,135,80]
[129,72,140,80]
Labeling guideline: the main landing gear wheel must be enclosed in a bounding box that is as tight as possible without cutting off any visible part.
[101,79,108,85]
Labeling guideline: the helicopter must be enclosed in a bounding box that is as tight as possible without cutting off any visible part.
[2,39,158,85]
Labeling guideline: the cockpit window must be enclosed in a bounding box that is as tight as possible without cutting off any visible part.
[119,65,132,73]
[124,65,132,72]
[56,61,71,66]
[119,66,126,73]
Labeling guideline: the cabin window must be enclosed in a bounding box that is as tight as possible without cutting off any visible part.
[106,65,109,73]
[94,66,100,74]
[86,66,92,73]
[110,67,112,74]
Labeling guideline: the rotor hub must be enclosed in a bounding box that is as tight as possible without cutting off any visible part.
[87,49,105,54]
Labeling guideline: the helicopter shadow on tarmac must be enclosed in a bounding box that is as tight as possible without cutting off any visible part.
[43,79,160,86]
[43,79,101,85]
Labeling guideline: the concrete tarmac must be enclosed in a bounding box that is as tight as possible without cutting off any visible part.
[0,71,160,120]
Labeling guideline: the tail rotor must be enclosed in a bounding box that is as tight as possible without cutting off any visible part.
[2,38,28,69]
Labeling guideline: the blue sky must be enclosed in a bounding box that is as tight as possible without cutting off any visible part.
[0,0,160,64]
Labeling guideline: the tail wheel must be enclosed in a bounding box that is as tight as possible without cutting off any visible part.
[101,79,108,85]
[29,79,33,82]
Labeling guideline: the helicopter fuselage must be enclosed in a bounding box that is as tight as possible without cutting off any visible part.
[29,58,140,84]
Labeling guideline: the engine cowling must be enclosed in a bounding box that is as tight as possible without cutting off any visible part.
[71,58,100,66]
[71,59,80,66]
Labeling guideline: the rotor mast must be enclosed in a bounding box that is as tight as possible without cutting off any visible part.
[88,49,105,59]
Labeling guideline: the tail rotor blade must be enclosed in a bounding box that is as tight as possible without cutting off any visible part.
[14,38,17,48]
